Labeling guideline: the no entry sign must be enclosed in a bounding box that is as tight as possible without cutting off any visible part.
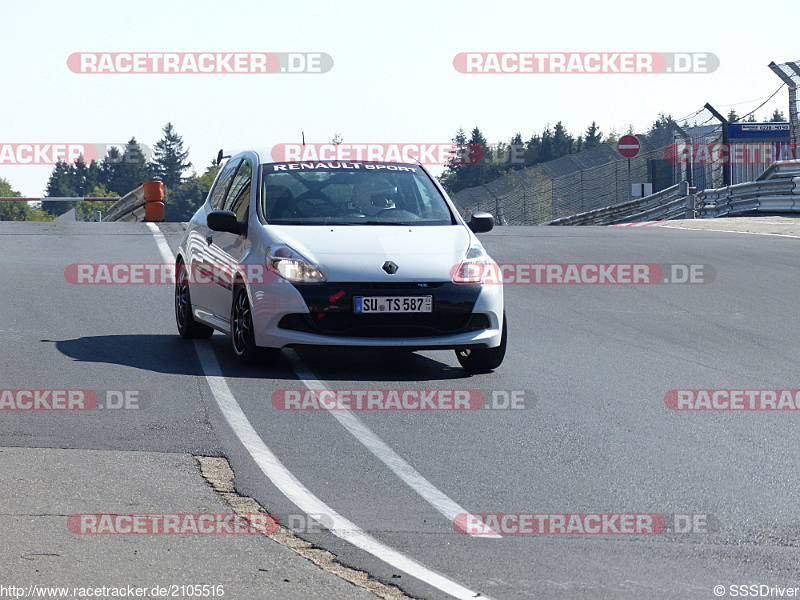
[618,135,641,158]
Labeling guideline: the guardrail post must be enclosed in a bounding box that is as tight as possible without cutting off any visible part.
[678,181,693,218]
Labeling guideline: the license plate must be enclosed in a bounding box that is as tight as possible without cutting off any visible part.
[354,296,433,313]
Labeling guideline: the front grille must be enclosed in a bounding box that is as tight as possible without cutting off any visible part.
[278,312,490,338]
[281,281,485,338]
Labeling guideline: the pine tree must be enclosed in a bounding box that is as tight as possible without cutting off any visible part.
[110,137,153,196]
[646,113,674,145]
[464,127,491,188]
[439,129,469,193]
[539,126,555,163]
[584,121,603,149]
[99,146,124,191]
[508,132,524,166]
[524,133,541,166]
[551,122,574,158]
[769,109,787,122]
[151,123,192,190]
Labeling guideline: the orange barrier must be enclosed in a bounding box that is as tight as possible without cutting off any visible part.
[143,180,164,202]
[145,201,165,222]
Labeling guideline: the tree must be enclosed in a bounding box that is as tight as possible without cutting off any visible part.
[464,126,498,188]
[584,121,603,149]
[42,156,101,216]
[151,123,192,191]
[439,128,469,193]
[165,159,221,222]
[0,177,53,221]
[508,132,524,167]
[727,108,740,123]
[538,125,555,163]
[0,176,25,221]
[524,133,541,166]
[75,185,118,222]
[109,137,152,196]
[769,108,787,122]
[646,113,674,145]
[551,121,574,158]
[99,146,124,191]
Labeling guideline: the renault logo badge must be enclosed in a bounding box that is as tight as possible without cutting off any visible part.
[382,261,398,275]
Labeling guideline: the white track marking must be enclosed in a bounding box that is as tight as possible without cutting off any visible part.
[286,349,500,539]
[195,343,491,600]
[662,224,800,239]
[146,222,176,257]
[146,222,493,600]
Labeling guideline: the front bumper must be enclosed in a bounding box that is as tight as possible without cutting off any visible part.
[249,279,504,350]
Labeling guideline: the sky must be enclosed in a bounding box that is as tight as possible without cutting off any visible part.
[1,0,797,196]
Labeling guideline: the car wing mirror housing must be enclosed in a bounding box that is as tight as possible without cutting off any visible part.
[468,211,494,233]
[207,210,246,235]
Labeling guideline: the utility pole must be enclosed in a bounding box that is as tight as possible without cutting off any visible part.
[768,61,799,147]
[704,102,730,186]
[670,120,694,188]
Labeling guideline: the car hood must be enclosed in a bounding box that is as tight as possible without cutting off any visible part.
[268,225,472,282]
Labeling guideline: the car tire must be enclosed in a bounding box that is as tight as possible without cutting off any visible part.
[231,284,279,365]
[175,260,214,339]
[455,311,507,373]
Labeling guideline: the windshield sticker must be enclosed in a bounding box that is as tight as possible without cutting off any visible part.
[269,163,416,172]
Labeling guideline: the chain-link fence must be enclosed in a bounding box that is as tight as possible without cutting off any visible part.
[450,108,735,225]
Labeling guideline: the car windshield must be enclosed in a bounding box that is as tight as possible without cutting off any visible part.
[260,162,455,225]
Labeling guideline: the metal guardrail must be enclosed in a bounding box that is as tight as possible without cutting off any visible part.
[756,159,800,181]
[104,181,164,222]
[543,159,800,225]
[695,176,800,217]
[104,185,148,222]
[543,183,692,226]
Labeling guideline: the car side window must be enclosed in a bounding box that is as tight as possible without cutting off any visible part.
[224,160,252,223]
[207,158,242,211]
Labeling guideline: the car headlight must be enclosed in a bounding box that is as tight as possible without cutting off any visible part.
[452,244,493,283]
[267,245,326,283]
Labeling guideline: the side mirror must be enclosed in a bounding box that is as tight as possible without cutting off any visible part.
[207,210,246,235]
[468,211,494,233]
